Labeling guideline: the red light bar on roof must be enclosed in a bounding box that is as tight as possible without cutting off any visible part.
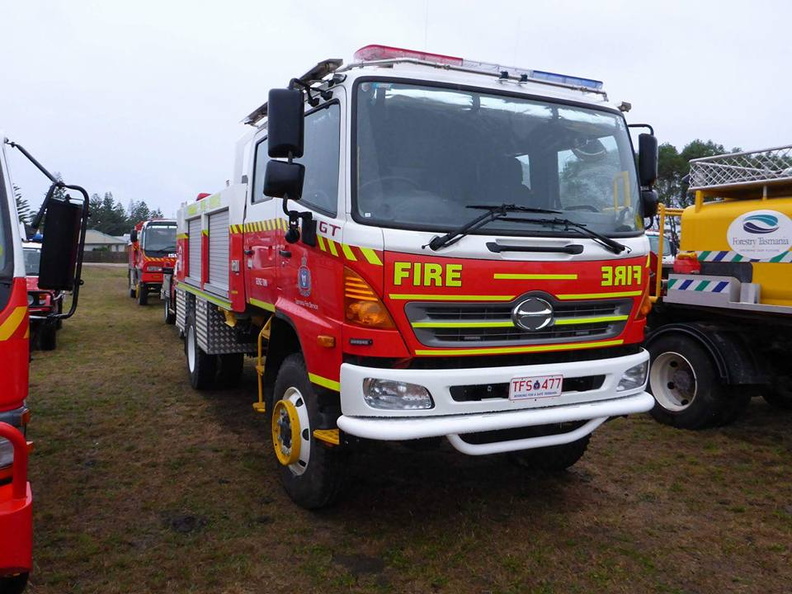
[353,44,603,91]
[354,44,463,65]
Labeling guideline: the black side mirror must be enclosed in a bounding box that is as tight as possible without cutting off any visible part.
[264,160,305,200]
[638,133,658,187]
[641,189,658,219]
[130,229,138,243]
[268,88,304,159]
[39,196,82,290]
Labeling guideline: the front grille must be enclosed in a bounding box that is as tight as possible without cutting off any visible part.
[405,294,632,348]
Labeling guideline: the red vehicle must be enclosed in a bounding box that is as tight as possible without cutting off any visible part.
[128,219,177,305]
[174,46,659,509]
[1,137,88,593]
[22,242,62,350]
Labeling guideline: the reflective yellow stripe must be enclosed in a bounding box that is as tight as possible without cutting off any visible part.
[249,297,276,312]
[201,229,209,236]
[412,321,514,328]
[326,239,339,257]
[308,373,340,391]
[556,291,643,300]
[317,235,327,251]
[0,306,27,341]
[179,284,232,309]
[415,339,625,356]
[390,294,515,301]
[360,247,383,266]
[341,244,357,261]
[554,315,629,325]
[493,273,578,280]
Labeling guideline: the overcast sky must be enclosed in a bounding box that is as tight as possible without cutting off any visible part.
[2,0,791,219]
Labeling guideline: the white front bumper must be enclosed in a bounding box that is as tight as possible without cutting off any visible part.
[337,349,653,453]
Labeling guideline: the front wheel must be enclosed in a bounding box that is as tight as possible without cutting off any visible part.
[38,322,57,351]
[163,296,176,325]
[647,334,744,429]
[129,271,136,298]
[271,353,345,509]
[185,314,216,389]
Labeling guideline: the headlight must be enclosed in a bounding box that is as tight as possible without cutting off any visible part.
[0,438,13,468]
[363,379,434,410]
[617,361,649,392]
[27,294,34,306]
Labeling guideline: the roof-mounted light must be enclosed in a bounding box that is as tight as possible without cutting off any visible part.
[353,44,604,92]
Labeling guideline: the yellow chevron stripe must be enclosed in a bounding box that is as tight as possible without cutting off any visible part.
[317,235,327,251]
[359,247,383,266]
[341,243,357,261]
[327,239,339,257]
[308,373,341,391]
[0,306,27,341]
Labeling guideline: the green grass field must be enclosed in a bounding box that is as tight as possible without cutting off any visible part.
[24,265,792,593]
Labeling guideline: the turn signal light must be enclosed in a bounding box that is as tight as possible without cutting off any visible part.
[344,268,395,329]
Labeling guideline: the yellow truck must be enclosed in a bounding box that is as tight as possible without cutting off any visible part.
[647,145,792,428]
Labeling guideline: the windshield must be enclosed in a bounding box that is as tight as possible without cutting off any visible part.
[23,247,41,276]
[354,81,642,236]
[142,224,176,255]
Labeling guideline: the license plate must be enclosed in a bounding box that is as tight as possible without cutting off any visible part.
[509,375,564,401]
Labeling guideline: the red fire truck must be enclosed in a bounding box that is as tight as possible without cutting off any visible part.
[173,45,659,509]
[128,219,177,305]
[1,136,88,593]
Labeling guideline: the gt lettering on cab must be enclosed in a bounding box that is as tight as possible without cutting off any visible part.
[601,265,642,287]
[393,262,462,287]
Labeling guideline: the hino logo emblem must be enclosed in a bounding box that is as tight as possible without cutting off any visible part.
[512,297,554,331]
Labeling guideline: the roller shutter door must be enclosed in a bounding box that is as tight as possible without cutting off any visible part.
[188,218,202,282]
[208,210,229,290]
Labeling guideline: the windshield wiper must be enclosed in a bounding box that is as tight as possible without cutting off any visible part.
[424,203,562,251]
[504,216,628,254]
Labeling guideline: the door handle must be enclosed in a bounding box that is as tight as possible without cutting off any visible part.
[279,250,292,258]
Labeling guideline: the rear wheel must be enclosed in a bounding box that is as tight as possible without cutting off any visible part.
[647,334,742,429]
[185,313,216,389]
[0,572,29,594]
[272,353,345,509]
[510,435,590,471]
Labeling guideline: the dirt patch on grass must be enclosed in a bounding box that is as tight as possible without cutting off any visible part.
[25,266,792,593]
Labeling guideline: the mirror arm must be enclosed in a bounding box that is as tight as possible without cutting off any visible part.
[5,140,59,183]
[289,78,321,107]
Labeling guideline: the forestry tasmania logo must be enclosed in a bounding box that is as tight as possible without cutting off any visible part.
[728,210,792,260]
[742,214,779,234]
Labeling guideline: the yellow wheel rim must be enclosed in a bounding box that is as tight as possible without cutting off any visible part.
[271,399,302,466]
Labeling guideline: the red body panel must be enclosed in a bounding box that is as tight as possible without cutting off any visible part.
[0,278,30,412]
[0,423,32,576]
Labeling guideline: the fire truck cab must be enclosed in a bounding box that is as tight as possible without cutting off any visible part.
[128,219,177,305]
[174,45,659,508]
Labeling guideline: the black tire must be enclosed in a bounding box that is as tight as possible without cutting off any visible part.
[137,283,148,306]
[510,435,590,471]
[271,353,345,509]
[129,271,136,298]
[163,296,176,325]
[38,323,57,351]
[762,376,792,409]
[184,314,216,389]
[217,353,244,388]
[0,572,29,594]
[647,334,740,429]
